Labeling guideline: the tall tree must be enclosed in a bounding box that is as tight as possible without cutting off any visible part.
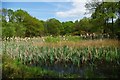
[2,8,8,22]
[8,9,14,22]
[14,9,29,23]
[85,1,118,37]
[2,22,16,39]
[62,21,74,35]
[45,18,62,36]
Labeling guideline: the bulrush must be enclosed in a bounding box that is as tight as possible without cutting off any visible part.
[2,36,120,67]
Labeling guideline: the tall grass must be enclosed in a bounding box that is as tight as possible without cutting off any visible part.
[3,40,120,67]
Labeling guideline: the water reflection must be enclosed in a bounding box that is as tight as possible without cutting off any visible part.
[29,62,120,78]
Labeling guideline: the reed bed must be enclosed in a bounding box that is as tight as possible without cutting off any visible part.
[3,40,120,67]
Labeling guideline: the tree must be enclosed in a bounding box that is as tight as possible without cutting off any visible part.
[85,1,119,38]
[85,0,102,14]
[0,14,2,38]
[45,18,62,36]
[8,9,14,22]
[2,22,16,39]
[115,1,120,40]
[2,8,8,22]
[115,18,120,39]
[14,23,26,37]
[74,17,94,35]
[14,9,29,23]
[2,9,45,37]
[62,21,74,35]
[23,16,44,37]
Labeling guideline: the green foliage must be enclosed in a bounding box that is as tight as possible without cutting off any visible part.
[45,18,62,36]
[24,17,45,37]
[45,36,61,43]
[2,22,16,38]
[7,9,14,22]
[62,21,75,35]
[2,2,120,39]
[85,1,120,38]
[78,17,93,33]
[2,9,45,37]
[14,9,28,23]
[114,19,120,39]
[14,23,26,37]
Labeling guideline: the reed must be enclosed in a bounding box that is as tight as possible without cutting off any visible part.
[3,39,120,67]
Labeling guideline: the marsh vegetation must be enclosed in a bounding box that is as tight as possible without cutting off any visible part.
[2,36,120,78]
[1,1,120,79]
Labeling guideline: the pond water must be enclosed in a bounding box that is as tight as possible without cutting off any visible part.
[29,62,120,78]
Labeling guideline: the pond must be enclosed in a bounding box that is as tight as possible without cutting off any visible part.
[29,61,120,78]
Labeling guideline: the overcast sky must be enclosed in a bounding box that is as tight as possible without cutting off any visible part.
[2,0,92,22]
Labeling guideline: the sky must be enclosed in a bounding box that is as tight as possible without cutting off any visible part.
[2,0,92,22]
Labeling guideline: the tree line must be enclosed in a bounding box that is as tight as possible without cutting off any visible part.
[1,1,120,39]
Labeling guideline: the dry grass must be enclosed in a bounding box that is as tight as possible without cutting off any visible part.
[32,39,120,48]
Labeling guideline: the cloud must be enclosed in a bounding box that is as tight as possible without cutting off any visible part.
[56,0,89,18]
